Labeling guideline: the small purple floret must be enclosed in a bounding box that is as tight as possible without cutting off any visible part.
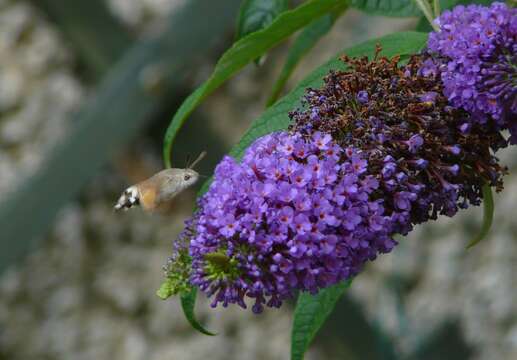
[357,90,369,104]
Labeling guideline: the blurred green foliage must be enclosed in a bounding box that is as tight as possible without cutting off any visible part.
[31,0,132,80]
[0,0,242,273]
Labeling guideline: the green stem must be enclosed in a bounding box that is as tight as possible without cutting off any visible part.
[413,0,439,31]
[433,0,440,17]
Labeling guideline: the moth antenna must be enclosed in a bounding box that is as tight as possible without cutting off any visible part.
[185,154,192,169]
[188,151,207,169]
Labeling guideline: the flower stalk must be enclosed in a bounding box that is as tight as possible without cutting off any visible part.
[433,0,440,17]
[413,0,439,31]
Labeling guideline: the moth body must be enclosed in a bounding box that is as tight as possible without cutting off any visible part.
[114,168,199,212]
[114,151,206,212]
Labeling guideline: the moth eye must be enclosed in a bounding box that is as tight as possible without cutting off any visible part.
[184,175,191,181]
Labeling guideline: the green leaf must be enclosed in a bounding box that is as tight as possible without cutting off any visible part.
[266,11,341,107]
[180,288,217,336]
[350,0,420,17]
[162,0,348,167]
[467,184,494,249]
[291,281,352,360]
[236,0,289,40]
[416,16,434,32]
[236,0,289,65]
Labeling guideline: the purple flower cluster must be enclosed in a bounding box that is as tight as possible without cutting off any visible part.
[426,2,516,140]
[188,132,397,313]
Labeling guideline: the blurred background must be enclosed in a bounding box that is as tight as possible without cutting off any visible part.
[0,0,515,359]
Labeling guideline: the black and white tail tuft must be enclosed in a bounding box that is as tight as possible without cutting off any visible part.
[114,186,140,211]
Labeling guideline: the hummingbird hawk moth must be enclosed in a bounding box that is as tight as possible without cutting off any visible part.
[114,151,206,212]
